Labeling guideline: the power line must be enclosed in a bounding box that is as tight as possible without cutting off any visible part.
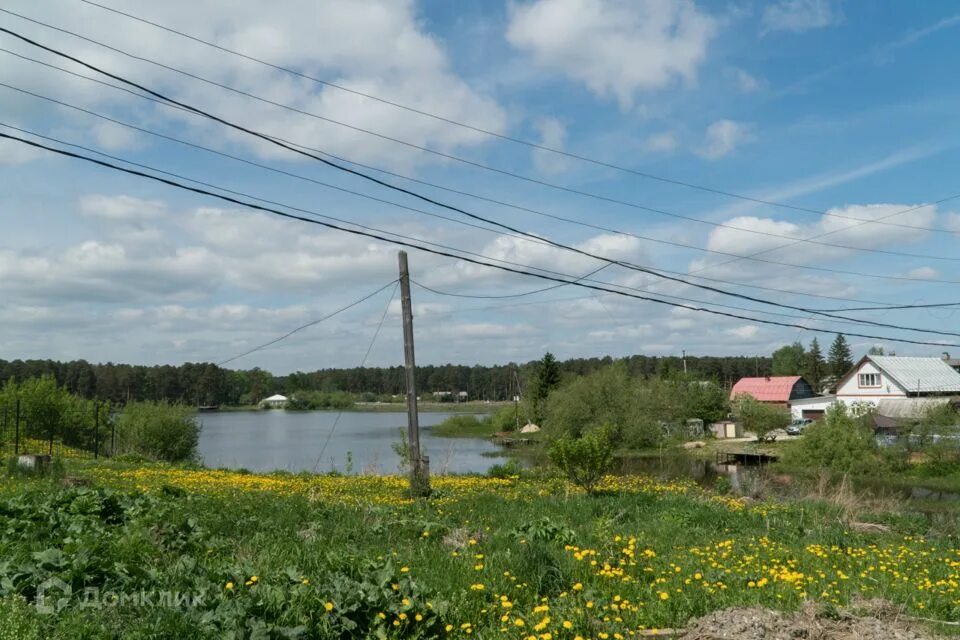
[9,121,959,340]
[216,280,399,366]
[5,130,960,349]
[4,34,960,327]
[312,281,399,472]
[410,265,612,300]
[2,70,950,308]
[411,281,950,332]
[65,0,960,229]
[2,12,957,244]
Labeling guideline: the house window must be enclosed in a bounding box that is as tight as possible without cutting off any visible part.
[858,373,881,388]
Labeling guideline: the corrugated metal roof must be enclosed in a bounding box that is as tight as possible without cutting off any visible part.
[869,356,960,393]
[875,397,955,419]
[730,376,802,402]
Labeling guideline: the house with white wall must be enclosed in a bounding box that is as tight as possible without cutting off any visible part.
[835,356,960,408]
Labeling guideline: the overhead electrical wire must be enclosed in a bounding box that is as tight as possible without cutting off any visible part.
[216,280,399,366]
[5,131,960,350]
[408,281,954,332]
[7,121,959,340]
[61,0,960,231]
[2,30,959,328]
[312,281,399,472]
[2,12,958,244]
[2,70,953,309]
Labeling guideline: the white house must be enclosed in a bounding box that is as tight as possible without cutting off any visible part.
[835,356,960,408]
[260,394,289,409]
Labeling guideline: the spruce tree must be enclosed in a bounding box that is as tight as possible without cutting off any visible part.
[805,337,825,390]
[828,334,853,378]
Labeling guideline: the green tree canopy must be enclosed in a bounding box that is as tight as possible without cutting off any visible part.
[771,342,806,376]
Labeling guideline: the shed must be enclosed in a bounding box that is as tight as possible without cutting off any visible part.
[710,420,742,439]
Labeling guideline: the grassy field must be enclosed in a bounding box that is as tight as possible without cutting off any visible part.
[1,460,959,639]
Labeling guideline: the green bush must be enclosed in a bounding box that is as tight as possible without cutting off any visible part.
[544,364,660,447]
[781,403,884,474]
[114,401,200,462]
[548,428,613,494]
[732,394,790,442]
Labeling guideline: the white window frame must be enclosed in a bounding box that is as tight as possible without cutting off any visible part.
[858,372,881,388]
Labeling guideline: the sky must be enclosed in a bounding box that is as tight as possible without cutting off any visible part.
[2,0,960,373]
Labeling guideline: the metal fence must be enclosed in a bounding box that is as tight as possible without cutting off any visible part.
[0,399,114,460]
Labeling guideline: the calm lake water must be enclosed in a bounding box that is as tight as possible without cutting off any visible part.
[197,410,503,474]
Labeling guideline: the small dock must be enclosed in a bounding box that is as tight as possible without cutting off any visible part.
[491,432,534,447]
[716,450,779,466]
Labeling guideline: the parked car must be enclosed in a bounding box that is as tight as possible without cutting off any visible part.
[786,418,814,436]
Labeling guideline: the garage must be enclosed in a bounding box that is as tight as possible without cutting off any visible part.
[789,395,836,421]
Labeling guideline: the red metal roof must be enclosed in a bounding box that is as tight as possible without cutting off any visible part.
[730,376,803,402]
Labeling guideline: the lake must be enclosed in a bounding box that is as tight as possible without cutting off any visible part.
[197,410,503,474]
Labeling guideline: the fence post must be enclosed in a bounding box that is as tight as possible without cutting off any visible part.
[93,401,100,460]
[14,397,20,456]
[48,408,54,457]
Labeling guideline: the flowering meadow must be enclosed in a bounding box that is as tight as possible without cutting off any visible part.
[0,463,958,638]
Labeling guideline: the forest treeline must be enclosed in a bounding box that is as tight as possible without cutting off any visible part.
[0,354,773,407]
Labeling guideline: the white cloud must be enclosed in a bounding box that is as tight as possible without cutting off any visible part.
[903,266,939,280]
[4,0,506,170]
[730,68,763,92]
[761,0,840,35]
[506,0,715,110]
[0,136,46,165]
[687,203,940,282]
[531,117,570,174]
[727,325,760,339]
[644,131,678,153]
[696,119,753,159]
[945,213,960,232]
[79,195,166,221]
[92,121,142,151]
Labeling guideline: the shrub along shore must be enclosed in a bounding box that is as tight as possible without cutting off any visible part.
[1,460,959,638]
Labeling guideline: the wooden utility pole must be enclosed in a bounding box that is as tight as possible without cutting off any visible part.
[398,251,430,496]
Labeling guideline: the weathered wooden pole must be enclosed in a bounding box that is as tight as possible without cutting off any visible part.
[398,251,430,496]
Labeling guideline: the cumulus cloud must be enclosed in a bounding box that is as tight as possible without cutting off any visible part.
[506,0,715,109]
[79,195,166,221]
[945,213,960,232]
[644,131,678,153]
[4,0,506,170]
[727,325,760,339]
[687,203,941,285]
[761,0,841,35]
[729,68,763,92]
[0,136,46,165]
[696,119,753,159]
[903,266,939,280]
[531,117,570,174]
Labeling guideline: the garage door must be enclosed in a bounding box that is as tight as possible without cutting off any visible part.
[802,409,825,421]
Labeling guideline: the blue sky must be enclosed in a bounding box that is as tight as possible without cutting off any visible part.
[2,0,960,372]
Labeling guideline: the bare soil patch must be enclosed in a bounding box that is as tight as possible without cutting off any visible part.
[682,599,944,640]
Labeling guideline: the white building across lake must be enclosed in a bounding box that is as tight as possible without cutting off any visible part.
[260,394,289,409]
